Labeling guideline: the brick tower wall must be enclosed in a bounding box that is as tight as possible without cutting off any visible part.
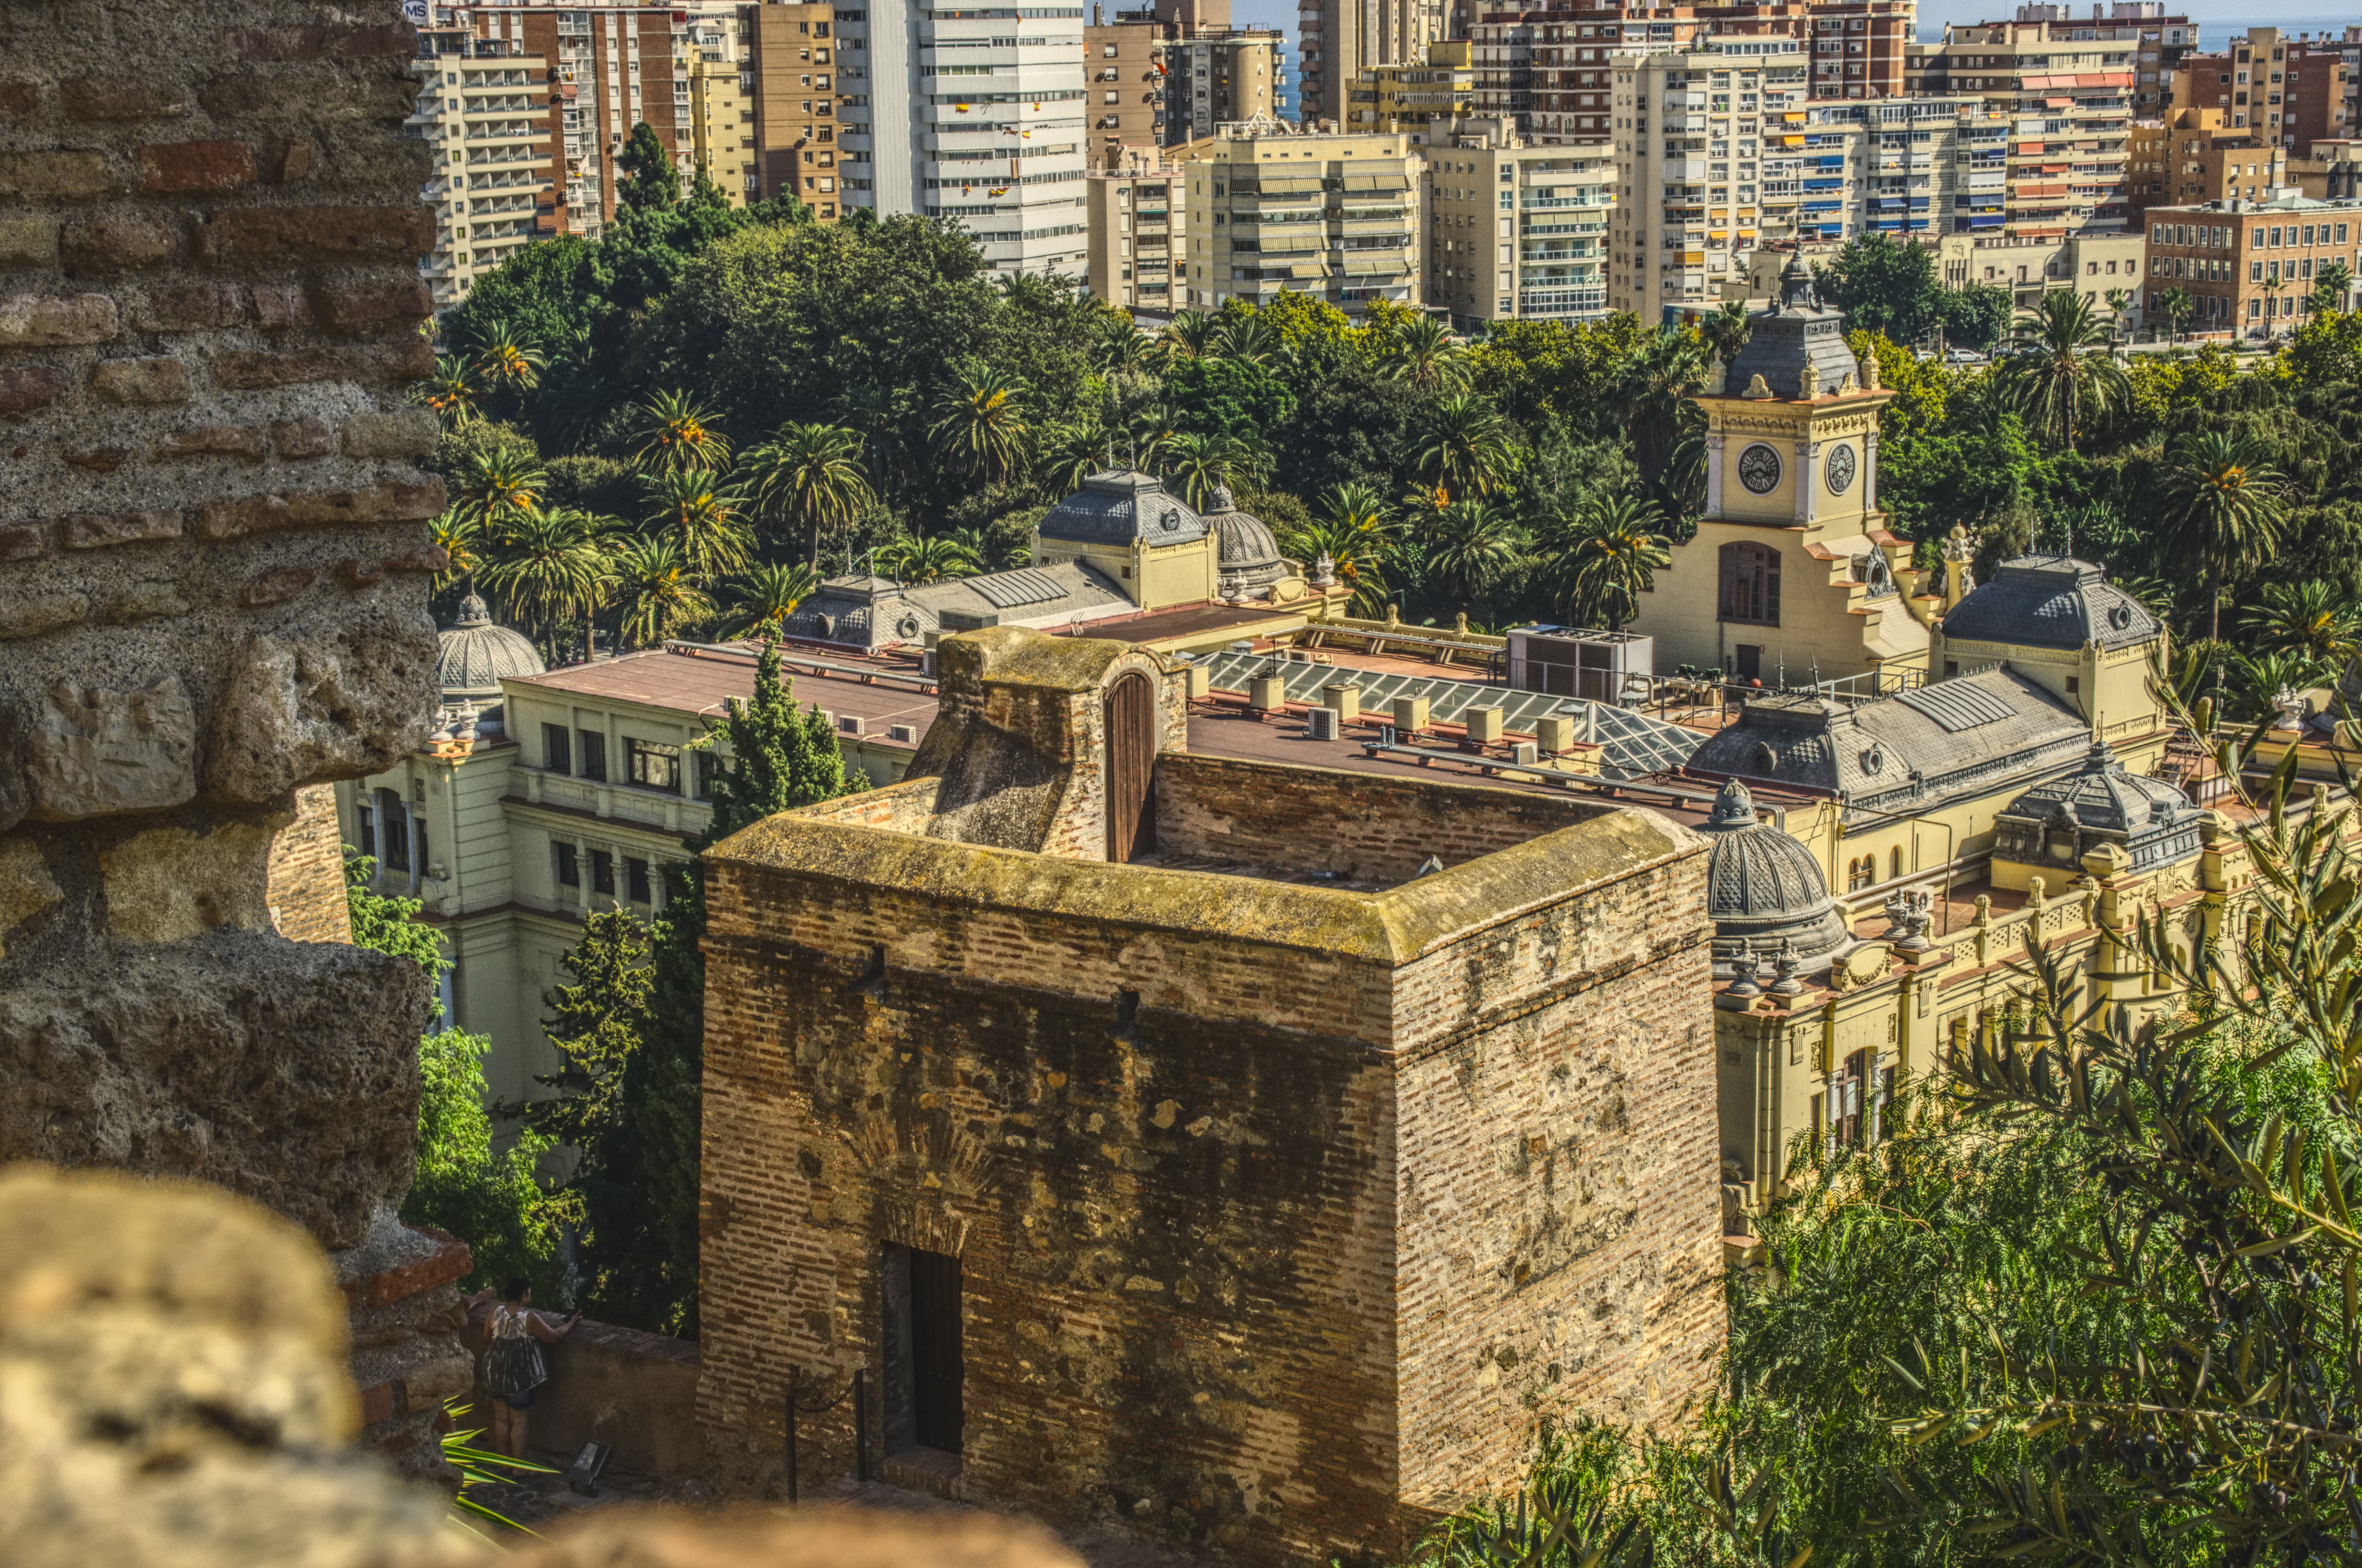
[266,780,354,944]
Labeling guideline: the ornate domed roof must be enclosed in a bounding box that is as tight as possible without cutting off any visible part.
[1940,554,2159,652]
[1201,483,1285,598]
[1994,741,2204,876]
[1038,469,1206,548]
[1722,251,1865,402]
[436,593,545,700]
[1698,778,1857,979]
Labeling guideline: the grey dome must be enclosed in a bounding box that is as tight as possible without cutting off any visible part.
[1941,555,2159,652]
[1202,483,1285,597]
[437,593,544,699]
[1039,469,1206,548]
[1699,778,1856,979]
[1994,741,2203,876]
[1722,252,1863,402]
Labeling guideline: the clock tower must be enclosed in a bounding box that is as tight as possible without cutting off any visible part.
[1630,255,1937,690]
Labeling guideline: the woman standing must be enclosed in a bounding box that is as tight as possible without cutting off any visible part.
[468,1278,580,1459]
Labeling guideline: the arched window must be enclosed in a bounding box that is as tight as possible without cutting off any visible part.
[1718,541,1782,627]
[1890,846,1903,880]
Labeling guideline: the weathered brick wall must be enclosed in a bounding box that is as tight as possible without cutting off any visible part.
[1155,756,1607,880]
[0,0,438,1249]
[699,793,1724,1561]
[794,776,943,832]
[266,780,353,944]
[1391,841,1724,1508]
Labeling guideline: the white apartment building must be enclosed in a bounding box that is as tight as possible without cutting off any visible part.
[1752,94,2014,251]
[833,0,1093,275]
[1420,118,1612,326]
[408,37,559,310]
[1612,41,1811,319]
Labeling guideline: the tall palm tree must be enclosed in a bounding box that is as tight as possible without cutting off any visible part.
[716,561,820,640]
[1699,300,1753,369]
[2162,429,2288,647]
[2260,273,2289,334]
[1158,432,1268,510]
[2240,578,2362,665]
[451,445,548,534]
[478,506,610,663]
[632,389,733,473]
[1120,401,1183,472]
[421,355,481,427]
[1161,310,1220,359]
[1277,484,1400,618]
[1385,311,1469,393]
[2157,285,2195,343]
[740,421,872,570]
[469,317,545,394]
[2000,290,2129,453]
[1614,326,1710,484]
[2315,259,2355,315]
[640,465,754,578]
[2104,287,2135,338]
[1421,500,1526,611]
[1094,312,1164,374]
[606,534,715,650]
[1538,495,1673,632]
[931,370,1031,485]
[429,510,483,593]
[1210,311,1277,365]
[1417,392,1520,501]
[878,533,983,584]
[1037,420,1111,494]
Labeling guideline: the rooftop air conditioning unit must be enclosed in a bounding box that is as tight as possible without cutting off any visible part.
[837,715,865,736]
[1306,706,1340,741]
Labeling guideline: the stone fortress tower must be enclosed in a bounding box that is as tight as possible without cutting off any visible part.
[694,625,1727,1562]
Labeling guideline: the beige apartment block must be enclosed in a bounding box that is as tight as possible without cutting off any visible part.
[1352,39,1473,135]
[1612,42,1811,321]
[2291,137,2362,200]
[1421,117,1612,326]
[1936,228,2144,316]
[408,29,557,311]
[1906,10,2155,235]
[1746,94,2011,253]
[1086,162,1189,309]
[1187,126,1420,312]
[685,5,757,205]
[748,1,848,218]
[1297,0,1446,128]
[2172,26,2350,156]
[2126,107,2284,228]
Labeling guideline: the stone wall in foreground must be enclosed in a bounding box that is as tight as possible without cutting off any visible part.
[0,0,441,1249]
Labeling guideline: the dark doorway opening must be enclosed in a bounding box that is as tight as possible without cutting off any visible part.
[1734,644,1763,682]
[882,1244,964,1455]
[1103,670,1156,863]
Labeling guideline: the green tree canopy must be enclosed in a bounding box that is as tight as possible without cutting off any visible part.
[617,121,678,212]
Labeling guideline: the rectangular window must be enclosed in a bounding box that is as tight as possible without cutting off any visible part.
[357,803,377,862]
[627,856,651,904]
[380,792,411,873]
[543,722,572,774]
[1717,540,1782,627]
[591,848,615,896]
[578,729,607,782]
[555,840,580,888]
[695,750,721,800]
[626,738,682,793]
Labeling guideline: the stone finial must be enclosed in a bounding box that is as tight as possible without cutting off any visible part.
[1769,938,1805,996]
[1798,364,1818,400]
[1741,374,1774,400]
[1311,551,1337,588]
[1973,892,1992,925]
[2270,686,2307,733]
[1882,888,1933,953]
[1838,369,1858,395]
[1726,950,1763,998]
[1858,349,1882,392]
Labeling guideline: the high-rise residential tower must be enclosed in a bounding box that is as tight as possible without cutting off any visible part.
[1298,0,1449,128]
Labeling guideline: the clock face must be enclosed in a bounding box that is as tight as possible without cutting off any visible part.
[1737,443,1782,495]
[1825,442,1857,495]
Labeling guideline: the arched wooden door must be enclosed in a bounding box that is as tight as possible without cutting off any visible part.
[1103,671,1157,863]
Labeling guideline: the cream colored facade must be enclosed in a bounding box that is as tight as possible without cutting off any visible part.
[1349,39,1473,135]
[1419,117,1612,326]
[408,46,559,311]
[1612,43,1811,321]
[336,661,914,1114]
[1085,163,1187,310]
[1296,0,1447,127]
[1936,228,2145,313]
[685,7,756,204]
[1185,126,1420,312]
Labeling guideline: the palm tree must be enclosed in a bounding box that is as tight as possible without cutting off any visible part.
[478,506,610,663]
[2000,290,2129,453]
[1277,484,1400,618]
[1210,312,1277,365]
[1094,313,1164,374]
[640,465,753,578]
[1699,300,1753,369]
[1614,326,1710,483]
[1158,431,1268,510]
[1037,421,1111,494]
[633,389,733,473]
[469,317,545,394]
[2103,287,2135,341]
[739,421,872,570]
[1385,311,1470,393]
[931,370,1031,485]
[428,510,483,594]
[451,445,548,535]
[1417,392,1520,501]
[1120,402,1183,472]
[2157,285,2195,344]
[2229,648,2334,718]
[2162,429,2288,647]
[606,534,715,650]
[1421,500,1525,611]
[716,561,820,640]
[421,355,482,427]
[878,533,983,584]
[2316,259,2355,315]
[1161,310,1220,359]
[1538,495,1673,632]
[2260,273,2289,335]
[2240,578,2362,665]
